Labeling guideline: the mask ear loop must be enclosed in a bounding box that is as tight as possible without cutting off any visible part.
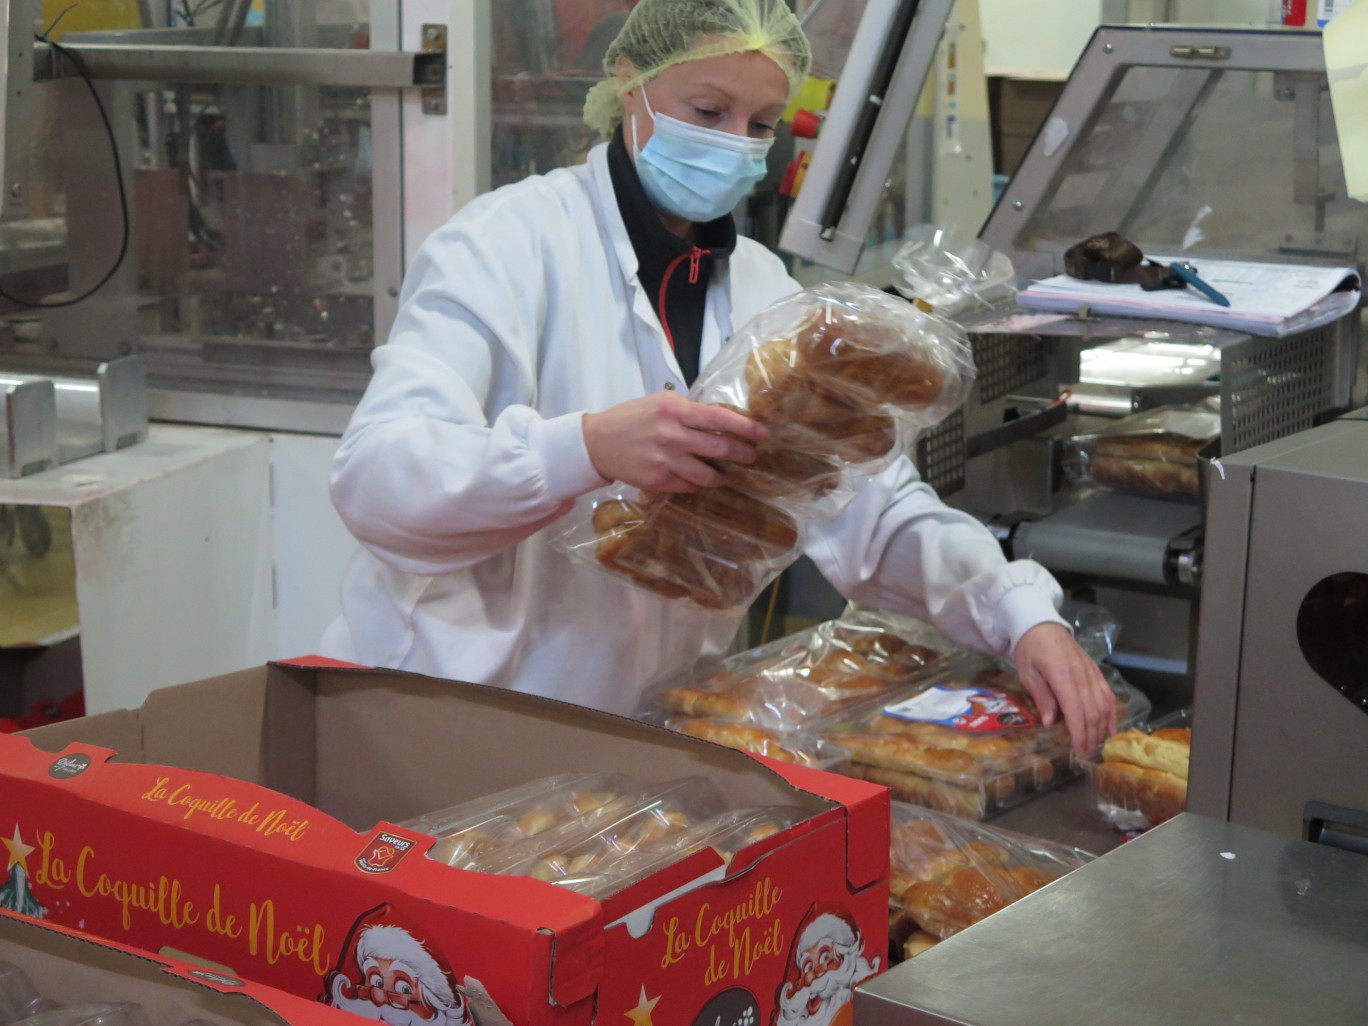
[630,83,658,159]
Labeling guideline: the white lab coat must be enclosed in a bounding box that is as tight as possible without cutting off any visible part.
[321,142,1067,716]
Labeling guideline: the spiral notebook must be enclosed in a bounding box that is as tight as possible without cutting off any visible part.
[1018,256,1361,337]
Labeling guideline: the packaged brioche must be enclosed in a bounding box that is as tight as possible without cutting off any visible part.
[666,718,853,773]
[536,805,815,898]
[887,803,1094,960]
[820,657,1151,820]
[640,608,978,734]
[1086,708,1191,831]
[467,776,729,891]
[399,772,635,868]
[1063,399,1220,501]
[556,283,976,611]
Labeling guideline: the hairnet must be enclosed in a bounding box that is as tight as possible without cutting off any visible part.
[583,0,813,139]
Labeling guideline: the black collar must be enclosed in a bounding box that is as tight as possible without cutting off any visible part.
[606,125,737,275]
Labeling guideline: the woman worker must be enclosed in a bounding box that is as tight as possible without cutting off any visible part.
[321,0,1117,754]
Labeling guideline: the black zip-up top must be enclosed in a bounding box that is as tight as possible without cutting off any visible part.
[607,126,738,387]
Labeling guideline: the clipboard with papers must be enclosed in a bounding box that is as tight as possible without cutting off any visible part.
[1018,256,1362,337]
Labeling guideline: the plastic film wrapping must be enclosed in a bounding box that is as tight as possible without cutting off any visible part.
[886,803,1094,960]
[1085,708,1191,833]
[1064,400,1220,501]
[398,772,635,869]
[819,657,1151,820]
[640,608,979,734]
[556,283,976,611]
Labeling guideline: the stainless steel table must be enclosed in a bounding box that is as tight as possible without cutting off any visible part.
[857,813,1368,1025]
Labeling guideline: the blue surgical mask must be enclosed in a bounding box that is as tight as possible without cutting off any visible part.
[631,87,775,223]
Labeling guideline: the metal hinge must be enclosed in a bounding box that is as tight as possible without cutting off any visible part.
[421,23,447,115]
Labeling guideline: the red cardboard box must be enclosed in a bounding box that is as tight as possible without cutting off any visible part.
[0,905,357,1023]
[0,661,889,1026]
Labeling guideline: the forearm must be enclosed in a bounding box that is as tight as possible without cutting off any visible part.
[805,460,1068,653]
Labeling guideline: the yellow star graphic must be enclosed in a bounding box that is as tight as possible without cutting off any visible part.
[625,986,660,1026]
[3,827,33,874]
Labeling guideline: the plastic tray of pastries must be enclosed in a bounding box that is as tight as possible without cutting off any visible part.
[886,803,1095,962]
[467,776,731,895]
[399,772,635,869]
[642,609,979,735]
[820,657,1151,820]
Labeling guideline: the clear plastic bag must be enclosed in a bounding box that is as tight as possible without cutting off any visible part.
[1084,707,1191,832]
[891,224,1018,317]
[0,964,49,1026]
[887,803,1094,960]
[665,717,853,773]
[467,777,729,892]
[398,772,636,869]
[820,656,1152,820]
[13,1006,151,1026]
[1063,400,1220,501]
[640,608,978,733]
[555,283,976,611]
[543,805,815,899]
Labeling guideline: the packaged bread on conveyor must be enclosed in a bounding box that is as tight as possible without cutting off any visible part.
[818,657,1151,820]
[555,282,976,611]
[1086,708,1191,831]
[886,803,1095,962]
[640,608,979,738]
[1063,399,1220,501]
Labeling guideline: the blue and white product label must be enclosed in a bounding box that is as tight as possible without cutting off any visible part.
[881,686,1038,731]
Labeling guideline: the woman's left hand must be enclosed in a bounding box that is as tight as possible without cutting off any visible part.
[1013,622,1117,756]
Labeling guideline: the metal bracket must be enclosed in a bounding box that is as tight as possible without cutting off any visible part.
[420,23,447,116]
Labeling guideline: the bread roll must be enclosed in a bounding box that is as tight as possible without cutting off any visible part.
[1094,431,1205,463]
[674,718,816,765]
[902,931,940,959]
[1091,455,1200,499]
[1102,728,1190,780]
[1094,761,1186,825]
[835,732,981,783]
[845,764,987,819]
[659,677,760,722]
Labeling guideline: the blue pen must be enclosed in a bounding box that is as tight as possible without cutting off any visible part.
[1169,261,1230,307]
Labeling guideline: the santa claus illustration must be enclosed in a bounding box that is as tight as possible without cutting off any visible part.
[324,903,474,1026]
[772,902,881,1026]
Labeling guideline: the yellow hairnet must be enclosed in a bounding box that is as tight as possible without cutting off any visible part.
[583,0,813,139]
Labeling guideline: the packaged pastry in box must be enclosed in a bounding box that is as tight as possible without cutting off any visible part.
[1086,707,1191,831]
[821,657,1150,820]
[886,802,1094,961]
[548,805,816,899]
[398,771,634,868]
[641,608,979,735]
[1064,399,1220,501]
[555,283,975,611]
[467,776,730,895]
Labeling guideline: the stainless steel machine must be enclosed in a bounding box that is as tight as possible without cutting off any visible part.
[855,813,1368,1026]
[1191,408,1368,844]
[0,0,492,434]
[863,25,1365,707]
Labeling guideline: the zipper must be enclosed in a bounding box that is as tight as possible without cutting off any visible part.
[657,245,709,353]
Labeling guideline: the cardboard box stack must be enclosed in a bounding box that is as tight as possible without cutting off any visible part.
[0,660,888,1026]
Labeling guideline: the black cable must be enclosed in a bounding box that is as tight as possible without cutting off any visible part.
[44,4,78,37]
[0,34,132,309]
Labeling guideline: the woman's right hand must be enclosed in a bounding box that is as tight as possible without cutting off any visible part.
[582,393,767,492]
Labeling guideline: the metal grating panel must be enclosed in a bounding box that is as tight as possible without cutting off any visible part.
[915,408,965,496]
[1223,325,1340,452]
[970,332,1050,402]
